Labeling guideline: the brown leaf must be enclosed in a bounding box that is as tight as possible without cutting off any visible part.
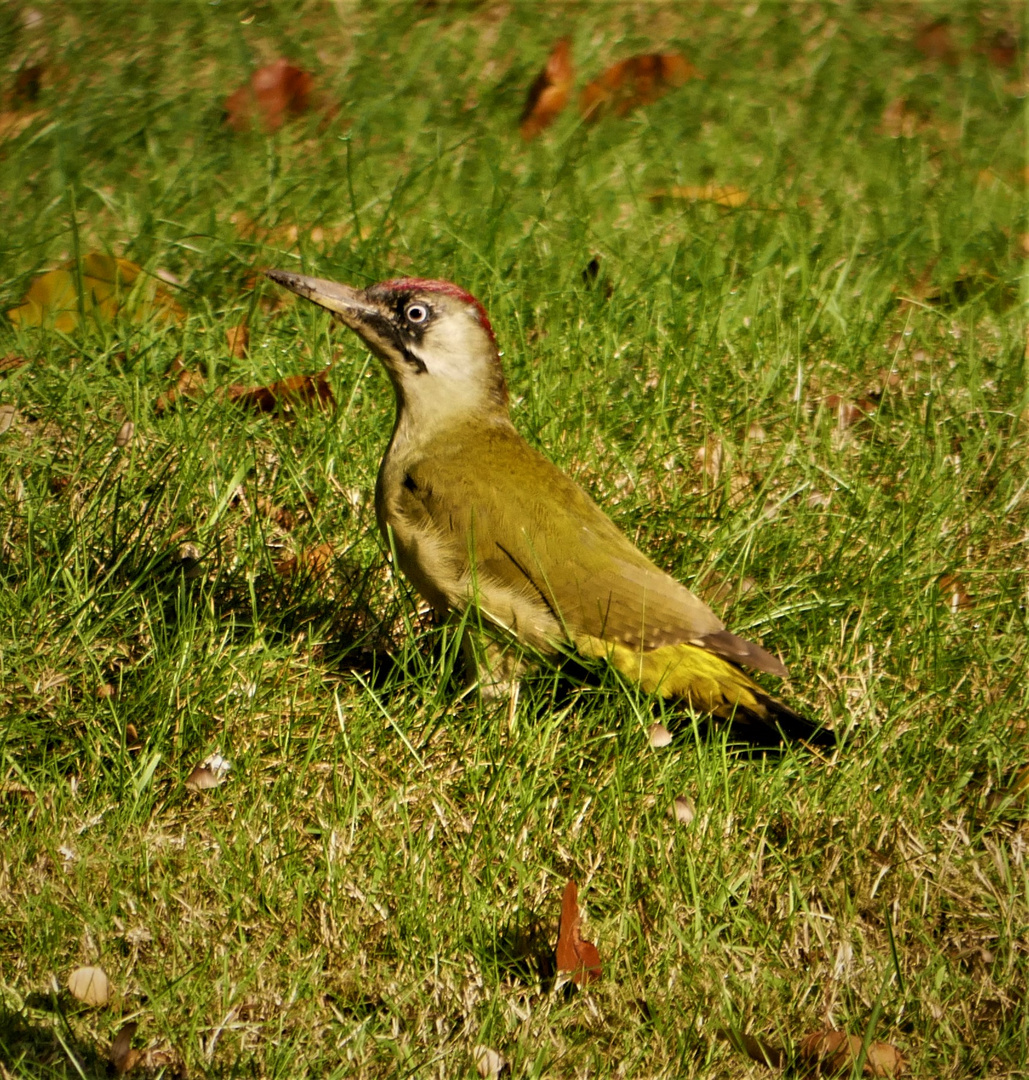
[7,254,184,332]
[669,795,695,825]
[0,354,30,375]
[519,38,574,140]
[983,29,1018,69]
[878,98,921,138]
[225,59,314,133]
[227,370,335,412]
[184,765,222,792]
[800,1030,907,1077]
[110,1021,141,1075]
[581,53,697,120]
[0,109,42,140]
[155,367,206,413]
[824,393,876,429]
[12,63,43,104]
[275,541,335,578]
[226,321,249,358]
[556,879,602,985]
[114,420,134,448]
[651,183,748,208]
[717,1028,786,1068]
[938,573,974,613]
[915,20,958,66]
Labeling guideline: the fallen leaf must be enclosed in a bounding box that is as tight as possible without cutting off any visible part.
[0,110,42,140]
[670,795,695,825]
[114,420,134,448]
[556,879,602,986]
[799,1030,907,1077]
[12,63,44,104]
[155,366,206,413]
[67,965,112,1006]
[824,394,876,428]
[227,370,335,412]
[0,780,35,804]
[983,29,1018,69]
[938,573,974,613]
[275,541,335,578]
[474,1045,507,1078]
[0,404,17,435]
[651,184,749,208]
[185,752,231,793]
[915,19,959,66]
[0,354,30,375]
[717,1028,785,1068]
[648,722,672,747]
[226,321,249,358]
[225,59,314,133]
[256,495,298,531]
[694,436,723,482]
[878,98,921,138]
[581,53,697,120]
[7,254,184,332]
[109,1021,140,1075]
[519,38,574,140]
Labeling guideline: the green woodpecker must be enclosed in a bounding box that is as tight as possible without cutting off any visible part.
[266,270,834,746]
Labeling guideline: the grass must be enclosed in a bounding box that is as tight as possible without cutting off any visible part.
[0,0,1027,1076]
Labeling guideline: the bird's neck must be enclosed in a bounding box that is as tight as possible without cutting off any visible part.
[386,381,512,457]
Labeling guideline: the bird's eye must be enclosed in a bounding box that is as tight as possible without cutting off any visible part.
[405,303,429,324]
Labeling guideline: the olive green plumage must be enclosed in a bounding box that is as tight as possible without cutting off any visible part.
[266,268,833,747]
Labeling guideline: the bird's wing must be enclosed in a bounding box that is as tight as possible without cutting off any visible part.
[397,423,787,677]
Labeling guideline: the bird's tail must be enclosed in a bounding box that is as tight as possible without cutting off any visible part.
[580,635,835,748]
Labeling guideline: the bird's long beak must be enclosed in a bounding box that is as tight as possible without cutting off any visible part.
[264,270,377,325]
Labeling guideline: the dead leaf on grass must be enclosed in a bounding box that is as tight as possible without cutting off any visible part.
[185,752,232,793]
[670,795,695,825]
[982,29,1018,69]
[109,1020,141,1075]
[227,370,335,412]
[0,109,43,140]
[824,393,877,429]
[473,1045,507,1078]
[114,420,134,448]
[519,38,573,140]
[226,321,249,358]
[0,404,18,435]
[0,780,35,804]
[651,183,749,208]
[648,722,672,747]
[915,19,959,66]
[12,63,44,104]
[155,367,206,412]
[8,254,185,332]
[581,53,696,120]
[555,879,602,986]
[0,354,30,375]
[938,573,974,613]
[717,1028,786,1068]
[67,965,113,1007]
[275,541,335,578]
[799,1029,907,1077]
[225,59,314,132]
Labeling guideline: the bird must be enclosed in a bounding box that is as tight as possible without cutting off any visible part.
[265,269,834,747]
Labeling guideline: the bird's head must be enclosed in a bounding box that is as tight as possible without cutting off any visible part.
[266,271,508,424]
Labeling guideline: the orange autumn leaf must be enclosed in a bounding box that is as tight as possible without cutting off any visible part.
[227,370,335,412]
[653,183,749,208]
[799,1030,907,1077]
[7,253,184,332]
[226,321,249,358]
[225,59,314,133]
[556,880,602,986]
[519,38,574,140]
[581,53,696,120]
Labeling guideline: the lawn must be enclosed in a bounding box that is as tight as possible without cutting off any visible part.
[0,1,1026,1077]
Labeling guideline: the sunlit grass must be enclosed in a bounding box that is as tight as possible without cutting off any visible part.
[0,1,1026,1077]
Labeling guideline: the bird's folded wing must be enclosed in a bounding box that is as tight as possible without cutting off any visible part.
[400,428,788,677]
